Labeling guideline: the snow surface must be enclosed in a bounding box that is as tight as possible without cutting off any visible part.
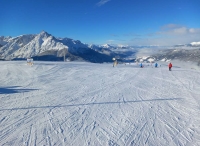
[0,61,200,146]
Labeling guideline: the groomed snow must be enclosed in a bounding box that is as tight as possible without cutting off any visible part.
[0,61,200,146]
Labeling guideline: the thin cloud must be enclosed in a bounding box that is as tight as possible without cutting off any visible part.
[106,39,115,43]
[160,24,182,31]
[96,0,111,7]
[130,37,143,41]
[146,33,156,37]
[158,24,200,35]
[158,26,200,35]
[124,33,141,37]
[105,24,200,46]
[127,24,200,46]
[110,34,119,37]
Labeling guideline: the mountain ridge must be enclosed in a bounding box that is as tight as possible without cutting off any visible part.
[0,31,114,63]
[1,31,199,64]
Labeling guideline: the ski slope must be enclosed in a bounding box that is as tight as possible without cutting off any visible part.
[0,61,200,146]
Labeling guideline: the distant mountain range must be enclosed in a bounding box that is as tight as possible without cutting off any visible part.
[152,48,200,66]
[174,41,200,47]
[0,31,200,64]
[0,31,118,63]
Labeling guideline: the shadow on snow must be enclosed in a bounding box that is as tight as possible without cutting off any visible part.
[0,98,183,111]
[0,86,38,94]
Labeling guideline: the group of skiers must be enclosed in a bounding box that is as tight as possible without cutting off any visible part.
[140,62,173,71]
[140,62,159,68]
[113,60,173,71]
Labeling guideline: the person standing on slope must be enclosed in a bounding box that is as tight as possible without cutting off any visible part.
[168,62,172,71]
[155,62,158,68]
[140,63,143,68]
[113,59,117,67]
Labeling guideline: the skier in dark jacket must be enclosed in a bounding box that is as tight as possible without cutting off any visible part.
[168,62,172,71]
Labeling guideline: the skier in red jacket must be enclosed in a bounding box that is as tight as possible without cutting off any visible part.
[168,62,172,71]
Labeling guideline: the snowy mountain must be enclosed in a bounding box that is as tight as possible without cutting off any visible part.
[101,44,113,49]
[190,41,200,47]
[173,41,200,47]
[12,31,68,59]
[0,31,113,63]
[0,36,12,46]
[1,32,199,64]
[150,48,200,67]
[88,44,114,56]
[0,35,36,59]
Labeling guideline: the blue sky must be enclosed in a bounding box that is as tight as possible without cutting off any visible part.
[0,0,200,46]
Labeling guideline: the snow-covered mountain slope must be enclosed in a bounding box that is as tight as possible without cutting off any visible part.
[0,36,12,46]
[12,31,68,59]
[0,35,36,59]
[88,44,113,56]
[0,61,200,145]
[102,44,113,49]
[6,31,85,59]
[0,31,113,62]
[59,37,88,52]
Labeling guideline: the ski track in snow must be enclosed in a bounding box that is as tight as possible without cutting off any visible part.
[0,61,200,146]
